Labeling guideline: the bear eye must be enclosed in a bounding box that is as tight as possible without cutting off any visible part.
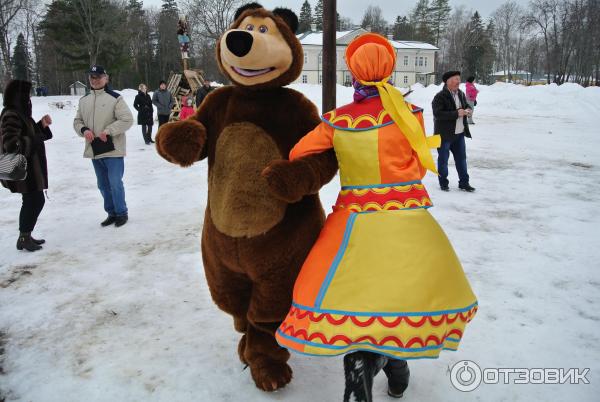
[259,25,268,33]
[245,24,254,31]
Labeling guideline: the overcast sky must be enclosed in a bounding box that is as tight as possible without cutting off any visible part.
[145,0,530,20]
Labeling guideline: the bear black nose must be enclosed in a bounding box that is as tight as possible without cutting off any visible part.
[226,30,254,57]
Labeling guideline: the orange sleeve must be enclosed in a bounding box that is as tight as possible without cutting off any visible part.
[289,121,335,160]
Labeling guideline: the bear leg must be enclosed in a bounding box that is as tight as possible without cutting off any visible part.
[243,321,292,392]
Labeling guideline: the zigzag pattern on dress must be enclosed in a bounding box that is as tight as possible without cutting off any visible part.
[279,323,465,348]
[286,305,478,328]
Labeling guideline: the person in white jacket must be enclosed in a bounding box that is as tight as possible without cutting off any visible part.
[73,65,134,227]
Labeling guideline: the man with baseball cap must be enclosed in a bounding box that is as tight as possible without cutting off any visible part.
[73,65,134,227]
[432,70,475,192]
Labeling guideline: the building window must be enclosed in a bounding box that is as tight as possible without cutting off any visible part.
[419,57,423,66]
[425,57,428,67]
[415,57,418,66]
[302,75,308,84]
[318,54,322,64]
[318,74,322,84]
[404,75,408,84]
[404,56,408,66]
[304,52,308,64]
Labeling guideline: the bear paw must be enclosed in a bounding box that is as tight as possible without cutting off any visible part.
[261,159,308,203]
[249,358,293,392]
[155,118,207,167]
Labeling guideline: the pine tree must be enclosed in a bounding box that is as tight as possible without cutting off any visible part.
[429,0,451,46]
[393,15,413,40]
[161,0,178,13]
[464,11,490,81]
[410,0,434,43]
[298,1,313,33]
[12,33,30,81]
[313,0,323,30]
[156,0,181,78]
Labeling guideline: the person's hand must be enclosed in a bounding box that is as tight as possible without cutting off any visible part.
[99,131,109,142]
[84,130,95,143]
[457,109,467,117]
[466,109,473,117]
[41,114,52,128]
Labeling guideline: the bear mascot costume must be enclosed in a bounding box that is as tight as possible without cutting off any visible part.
[155,2,338,392]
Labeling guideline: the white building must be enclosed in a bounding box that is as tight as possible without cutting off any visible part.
[69,81,87,96]
[295,28,439,87]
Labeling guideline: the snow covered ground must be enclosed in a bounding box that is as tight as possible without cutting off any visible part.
[1,82,599,401]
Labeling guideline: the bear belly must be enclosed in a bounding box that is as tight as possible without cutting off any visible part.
[208,122,287,238]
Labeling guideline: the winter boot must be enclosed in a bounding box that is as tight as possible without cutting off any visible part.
[459,183,476,192]
[115,215,128,227]
[101,215,117,227]
[31,235,46,245]
[383,359,410,398]
[343,352,387,402]
[16,232,42,252]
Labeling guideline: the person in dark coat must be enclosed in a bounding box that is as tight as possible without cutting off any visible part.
[133,83,155,144]
[0,80,53,251]
[194,80,213,108]
[432,70,475,192]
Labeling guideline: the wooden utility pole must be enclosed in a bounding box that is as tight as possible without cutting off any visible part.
[322,0,336,113]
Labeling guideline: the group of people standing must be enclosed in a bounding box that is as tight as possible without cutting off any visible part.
[0,65,214,251]
[0,64,475,253]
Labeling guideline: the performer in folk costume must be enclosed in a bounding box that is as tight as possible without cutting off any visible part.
[274,33,478,401]
[177,17,191,59]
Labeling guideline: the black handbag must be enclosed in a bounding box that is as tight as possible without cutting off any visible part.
[91,135,115,156]
[0,151,28,181]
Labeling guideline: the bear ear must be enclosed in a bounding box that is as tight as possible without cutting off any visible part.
[234,2,263,21]
[273,7,299,34]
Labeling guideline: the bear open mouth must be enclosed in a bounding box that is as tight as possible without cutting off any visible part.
[231,66,275,77]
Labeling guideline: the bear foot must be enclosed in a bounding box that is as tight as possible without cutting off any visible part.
[249,358,293,392]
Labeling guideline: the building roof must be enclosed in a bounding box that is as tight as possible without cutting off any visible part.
[69,81,87,88]
[298,28,439,51]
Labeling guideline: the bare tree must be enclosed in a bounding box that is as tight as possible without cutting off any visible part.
[492,1,523,78]
[361,5,387,35]
[182,0,242,41]
[0,0,25,82]
[437,6,470,75]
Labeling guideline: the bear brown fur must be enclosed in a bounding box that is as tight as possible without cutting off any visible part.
[155,3,338,392]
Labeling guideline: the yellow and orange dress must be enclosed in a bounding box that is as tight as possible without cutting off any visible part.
[274,92,478,360]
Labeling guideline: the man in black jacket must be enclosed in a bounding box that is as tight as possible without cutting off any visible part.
[195,80,213,108]
[432,71,475,192]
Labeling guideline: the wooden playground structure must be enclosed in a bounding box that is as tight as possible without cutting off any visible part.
[166,69,206,121]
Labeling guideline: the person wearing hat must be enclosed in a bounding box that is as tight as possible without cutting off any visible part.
[271,34,478,401]
[152,80,174,127]
[432,70,475,192]
[73,65,134,227]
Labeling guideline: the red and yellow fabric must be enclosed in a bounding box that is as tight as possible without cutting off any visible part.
[276,33,477,360]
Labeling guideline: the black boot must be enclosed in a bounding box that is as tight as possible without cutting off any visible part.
[101,215,117,227]
[343,352,387,402]
[459,183,476,192]
[16,232,42,252]
[114,215,128,227]
[383,359,410,398]
[31,235,46,245]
